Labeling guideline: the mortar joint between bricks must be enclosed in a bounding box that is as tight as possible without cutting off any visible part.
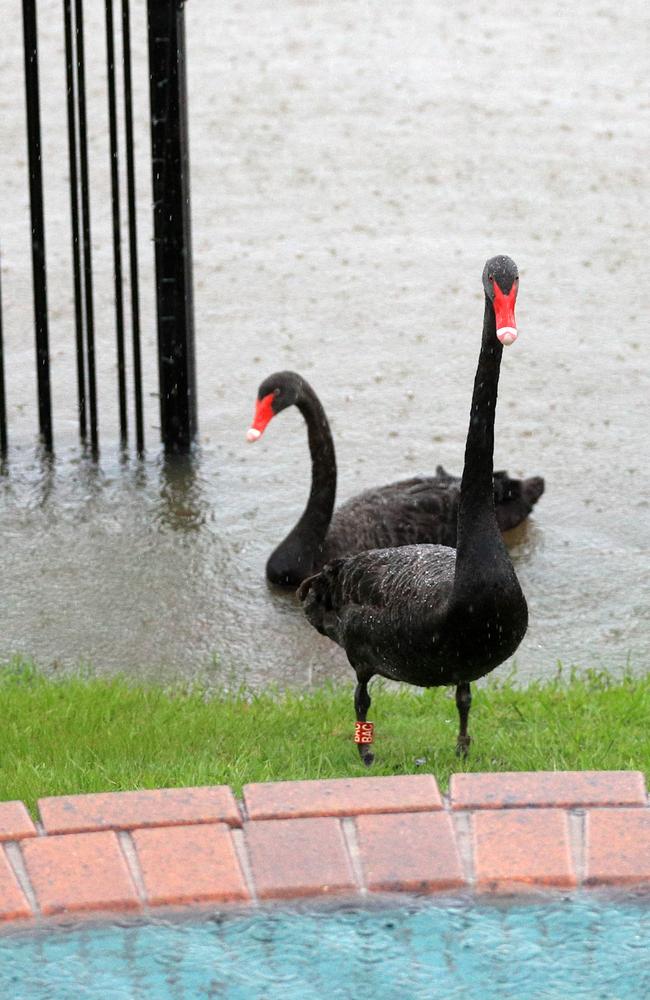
[118,831,149,907]
[4,842,41,918]
[231,827,260,907]
[568,809,586,887]
[341,817,367,895]
[451,811,476,888]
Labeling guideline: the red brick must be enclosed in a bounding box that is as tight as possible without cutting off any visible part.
[0,848,32,921]
[0,802,37,842]
[244,775,442,821]
[245,817,356,900]
[22,831,140,916]
[585,808,650,886]
[451,771,646,810]
[356,812,466,893]
[132,823,250,906]
[473,809,576,892]
[38,786,241,834]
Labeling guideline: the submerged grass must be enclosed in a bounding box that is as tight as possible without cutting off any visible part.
[2,658,649,815]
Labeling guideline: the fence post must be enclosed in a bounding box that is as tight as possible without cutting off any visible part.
[22,0,53,452]
[147,0,197,454]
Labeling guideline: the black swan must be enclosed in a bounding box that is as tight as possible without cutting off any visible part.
[246,372,543,586]
[298,255,529,765]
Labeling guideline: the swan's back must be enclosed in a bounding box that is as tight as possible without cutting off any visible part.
[299,539,526,688]
[322,467,544,564]
[299,544,457,682]
[323,475,463,562]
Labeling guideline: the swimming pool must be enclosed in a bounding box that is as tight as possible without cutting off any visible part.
[1,895,648,999]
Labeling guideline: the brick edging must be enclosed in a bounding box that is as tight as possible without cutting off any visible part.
[0,771,648,925]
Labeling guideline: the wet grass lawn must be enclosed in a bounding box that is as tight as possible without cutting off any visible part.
[2,660,648,816]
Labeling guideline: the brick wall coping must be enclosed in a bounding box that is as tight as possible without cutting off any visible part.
[0,771,648,926]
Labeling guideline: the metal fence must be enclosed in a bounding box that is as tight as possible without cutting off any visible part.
[0,0,196,460]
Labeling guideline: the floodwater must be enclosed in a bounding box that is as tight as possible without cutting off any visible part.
[0,1,648,687]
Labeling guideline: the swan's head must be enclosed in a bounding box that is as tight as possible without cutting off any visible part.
[246,371,302,442]
[483,255,519,346]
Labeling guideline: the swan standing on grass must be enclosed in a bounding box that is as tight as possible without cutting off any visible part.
[298,256,529,765]
[246,371,543,586]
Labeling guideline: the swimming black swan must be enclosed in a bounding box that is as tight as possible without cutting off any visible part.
[247,372,543,586]
[298,255,529,765]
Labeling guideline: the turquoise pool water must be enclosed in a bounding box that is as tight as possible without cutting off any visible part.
[1,896,648,999]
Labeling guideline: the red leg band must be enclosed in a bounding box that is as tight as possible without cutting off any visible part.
[354,721,374,744]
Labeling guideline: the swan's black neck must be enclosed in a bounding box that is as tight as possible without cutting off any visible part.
[266,378,336,584]
[296,383,337,537]
[453,295,508,594]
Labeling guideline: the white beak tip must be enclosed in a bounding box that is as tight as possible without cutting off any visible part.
[497,327,518,346]
[246,428,262,442]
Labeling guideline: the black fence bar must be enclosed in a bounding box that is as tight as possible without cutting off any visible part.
[147,0,197,454]
[62,0,87,444]
[74,0,99,456]
[121,0,145,455]
[22,0,53,452]
[104,0,128,447]
[0,245,7,459]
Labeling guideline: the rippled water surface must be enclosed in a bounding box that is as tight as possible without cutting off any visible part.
[1,897,649,999]
[0,0,648,685]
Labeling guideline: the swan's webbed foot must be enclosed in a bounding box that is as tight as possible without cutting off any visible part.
[358,743,375,767]
[455,681,472,758]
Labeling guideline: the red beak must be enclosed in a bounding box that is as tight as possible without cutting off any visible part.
[492,279,518,346]
[246,392,275,442]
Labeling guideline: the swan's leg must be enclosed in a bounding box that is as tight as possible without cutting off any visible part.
[455,681,472,757]
[354,677,374,767]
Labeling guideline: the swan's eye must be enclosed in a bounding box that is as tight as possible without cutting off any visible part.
[273,388,281,397]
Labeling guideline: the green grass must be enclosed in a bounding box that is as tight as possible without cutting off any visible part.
[2,659,649,816]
